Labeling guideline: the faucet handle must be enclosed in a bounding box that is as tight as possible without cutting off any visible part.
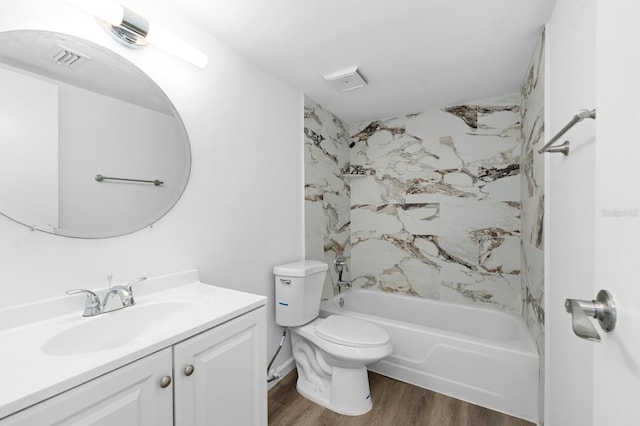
[122,277,147,306]
[66,289,101,317]
[334,255,348,272]
[126,276,147,293]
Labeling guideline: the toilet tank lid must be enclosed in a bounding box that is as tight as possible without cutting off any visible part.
[273,260,328,277]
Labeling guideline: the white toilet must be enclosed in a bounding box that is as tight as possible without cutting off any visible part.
[273,260,392,416]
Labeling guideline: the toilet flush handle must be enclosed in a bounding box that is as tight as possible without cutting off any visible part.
[280,279,291,285]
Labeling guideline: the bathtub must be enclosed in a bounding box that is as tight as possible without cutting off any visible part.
[319,289,538,423]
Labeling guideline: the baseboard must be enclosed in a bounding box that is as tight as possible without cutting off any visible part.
[267,356,296,390]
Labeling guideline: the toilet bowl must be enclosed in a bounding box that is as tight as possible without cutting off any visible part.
[290,315,392,415]
[273,260,392,416]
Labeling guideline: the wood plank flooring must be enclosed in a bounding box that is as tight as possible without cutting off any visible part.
[268,370,535,426]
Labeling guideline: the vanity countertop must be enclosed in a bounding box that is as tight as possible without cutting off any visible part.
[0,270,266,420]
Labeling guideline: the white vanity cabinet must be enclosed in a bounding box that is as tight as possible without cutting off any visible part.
[173,306,267,425]
[2,348,174,426]
[1,307,267,426]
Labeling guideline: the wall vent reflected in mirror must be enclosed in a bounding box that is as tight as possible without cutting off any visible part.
[45,45,90,68]
[0,30,191,238]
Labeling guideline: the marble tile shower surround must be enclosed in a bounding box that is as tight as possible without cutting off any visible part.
[520,33,545,359]
[304,86,547,318]
[304,97,351,295]
[303,42,545,418]
[347,95,523,314]
[519,31,545,425]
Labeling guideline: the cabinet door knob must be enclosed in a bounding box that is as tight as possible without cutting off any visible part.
[160,376,172,388]
[184,365,195,376]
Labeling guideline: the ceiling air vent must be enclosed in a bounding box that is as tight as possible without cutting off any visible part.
[323,66,367,92]
[44,45,90,68]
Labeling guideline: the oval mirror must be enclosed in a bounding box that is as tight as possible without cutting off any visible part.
[0,30,191,238]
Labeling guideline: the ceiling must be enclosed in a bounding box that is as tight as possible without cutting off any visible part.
[168,0,557,123]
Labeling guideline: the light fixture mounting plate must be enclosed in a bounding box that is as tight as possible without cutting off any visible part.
[99,6,149,49]
[104,23,147,48]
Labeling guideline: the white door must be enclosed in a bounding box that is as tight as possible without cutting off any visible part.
[545,0,597,424]
[592,1,640,425]
[548,1,640,425]
[546,0,640,425]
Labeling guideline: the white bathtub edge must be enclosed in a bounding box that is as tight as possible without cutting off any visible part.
[369,360,538,423]
[320,289,539,423]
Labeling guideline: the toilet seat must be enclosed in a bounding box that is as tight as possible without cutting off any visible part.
[315,315,390,348]
[294,317,393,365]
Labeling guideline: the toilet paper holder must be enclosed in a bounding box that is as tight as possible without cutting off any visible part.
[565,289,616,342]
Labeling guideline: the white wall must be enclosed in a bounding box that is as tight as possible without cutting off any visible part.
[544,0,596,424]
[0,0,303,375]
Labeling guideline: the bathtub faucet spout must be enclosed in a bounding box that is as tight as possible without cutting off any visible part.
[337,280,351,293]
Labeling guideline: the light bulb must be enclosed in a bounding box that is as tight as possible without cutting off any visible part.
[146,22,208,69]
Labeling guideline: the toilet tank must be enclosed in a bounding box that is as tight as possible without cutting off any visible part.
[273,260,328,327]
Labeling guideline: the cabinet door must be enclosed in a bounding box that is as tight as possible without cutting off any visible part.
[174,307,267,426]
[2,348,173,426]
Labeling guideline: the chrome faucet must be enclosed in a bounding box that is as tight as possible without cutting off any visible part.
[334,255,351,293]
[67,276,147,317]
[101,285,134,312]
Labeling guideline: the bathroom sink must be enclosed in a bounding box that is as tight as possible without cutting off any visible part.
[42,300,200,356]
[0,271,268,421]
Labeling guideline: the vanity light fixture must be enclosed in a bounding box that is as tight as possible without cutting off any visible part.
[66,0,208,68]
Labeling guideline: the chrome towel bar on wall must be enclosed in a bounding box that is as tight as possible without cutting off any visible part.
[538,108,596,156]
[95,174,164,186]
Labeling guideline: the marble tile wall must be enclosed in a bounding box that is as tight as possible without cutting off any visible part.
[305,58,545,319]
[304,97,351,297]
[349,96,523,313]
[304,36,545,420]
[521,32,545,421]
[521,32,545,355]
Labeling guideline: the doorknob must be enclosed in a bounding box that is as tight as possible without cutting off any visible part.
[565,290,616,342]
